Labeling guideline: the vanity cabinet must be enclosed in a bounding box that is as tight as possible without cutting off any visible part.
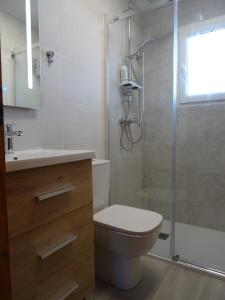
[5,159,95,300]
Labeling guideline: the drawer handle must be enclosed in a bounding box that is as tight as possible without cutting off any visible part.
[51,281,79,300]
[37,234,77,260]
[58,282,79,300]
[35,186,76,202]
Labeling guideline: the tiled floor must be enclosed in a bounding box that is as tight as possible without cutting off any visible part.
[88,255,225,300]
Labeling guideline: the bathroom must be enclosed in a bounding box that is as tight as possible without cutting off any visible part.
[1,0,225,299]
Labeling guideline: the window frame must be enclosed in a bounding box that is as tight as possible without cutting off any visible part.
[178,15,225,104]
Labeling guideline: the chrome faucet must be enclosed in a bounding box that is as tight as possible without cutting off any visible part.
[4,123,23,154]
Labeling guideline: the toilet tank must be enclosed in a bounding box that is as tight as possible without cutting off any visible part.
[92,159,110,214]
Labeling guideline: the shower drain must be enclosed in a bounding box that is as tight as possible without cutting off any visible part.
[159,232,170,240]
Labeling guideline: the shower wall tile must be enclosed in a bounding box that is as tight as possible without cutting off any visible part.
[187,172,206,202]
[176,142,207,172]
[141,4,174,41]
[205,142,225,174]
[148,198,171,220]
[176,110,206,144]
[143,114,173,143]
[110,168,142,207]
[144,94,173,115]
[205,173,225,205]
[108,11,144,208]
[141,0,225,232]
[176,199,225,231]
[141,3,174,221]
[110,154,142,174]
[143,142,172,170]
[146,169,172,200]
[176,171,189,202]
[176,170,225,230]
[204,109,225,143]
[143,168,173,219]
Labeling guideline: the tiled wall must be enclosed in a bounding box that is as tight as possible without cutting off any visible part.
[4,0,128,158]
[108,16,147,209]
[142,0,225,231]
[176,0,225,231]
[141,3,174,220]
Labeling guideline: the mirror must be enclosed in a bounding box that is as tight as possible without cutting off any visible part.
[0,0,41,109]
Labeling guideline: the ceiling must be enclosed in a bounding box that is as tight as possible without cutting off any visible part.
[0,0,39,28]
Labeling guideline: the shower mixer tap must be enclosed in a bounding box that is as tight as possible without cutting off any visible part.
[4,123,23,154]
[119,117,139,126]
[119,81,143,150]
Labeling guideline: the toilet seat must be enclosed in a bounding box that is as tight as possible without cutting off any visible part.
[94,205,163,236]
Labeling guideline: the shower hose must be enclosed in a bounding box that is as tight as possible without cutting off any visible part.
[120,89,143,151]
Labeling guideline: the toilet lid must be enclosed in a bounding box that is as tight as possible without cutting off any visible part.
[94,205,163,235]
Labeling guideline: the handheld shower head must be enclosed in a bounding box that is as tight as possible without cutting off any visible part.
[128,38,155,59]
[137,38,155,52]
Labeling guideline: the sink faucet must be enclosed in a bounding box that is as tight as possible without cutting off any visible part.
[4,123,23,154]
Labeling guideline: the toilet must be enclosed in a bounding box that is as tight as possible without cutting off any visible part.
[92,159,163,290]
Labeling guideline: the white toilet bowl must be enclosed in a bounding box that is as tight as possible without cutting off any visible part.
[94,205,163,290]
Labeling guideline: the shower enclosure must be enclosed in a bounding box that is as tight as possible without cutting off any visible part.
[107,0,225,276]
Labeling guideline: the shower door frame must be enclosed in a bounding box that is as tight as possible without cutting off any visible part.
[172,0,225,278]
[104,5,178,263]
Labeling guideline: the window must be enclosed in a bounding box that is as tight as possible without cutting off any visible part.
[178,15,225,103]
[187,29,225,97]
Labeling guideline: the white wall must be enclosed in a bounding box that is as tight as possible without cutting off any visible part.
[4,0,128,158]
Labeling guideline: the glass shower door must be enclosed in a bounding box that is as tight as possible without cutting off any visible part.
[175,0,225,273]
[107,2,175,260]
[141,3,175,259]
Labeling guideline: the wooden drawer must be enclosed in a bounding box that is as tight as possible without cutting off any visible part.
[12,247,94,300]
[39,248,94,300]
[10,205,94,300]
[6,160,93,238]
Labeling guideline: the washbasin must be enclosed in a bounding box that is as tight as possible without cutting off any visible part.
[6,149,74,161]
[5,149,95,172]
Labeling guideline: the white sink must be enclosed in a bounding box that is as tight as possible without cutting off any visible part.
[5,149,95,172]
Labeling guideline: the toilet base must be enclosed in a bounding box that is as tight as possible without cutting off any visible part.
[95,246,142,290]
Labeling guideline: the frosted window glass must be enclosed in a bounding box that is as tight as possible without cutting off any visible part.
[187,29,225,96]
